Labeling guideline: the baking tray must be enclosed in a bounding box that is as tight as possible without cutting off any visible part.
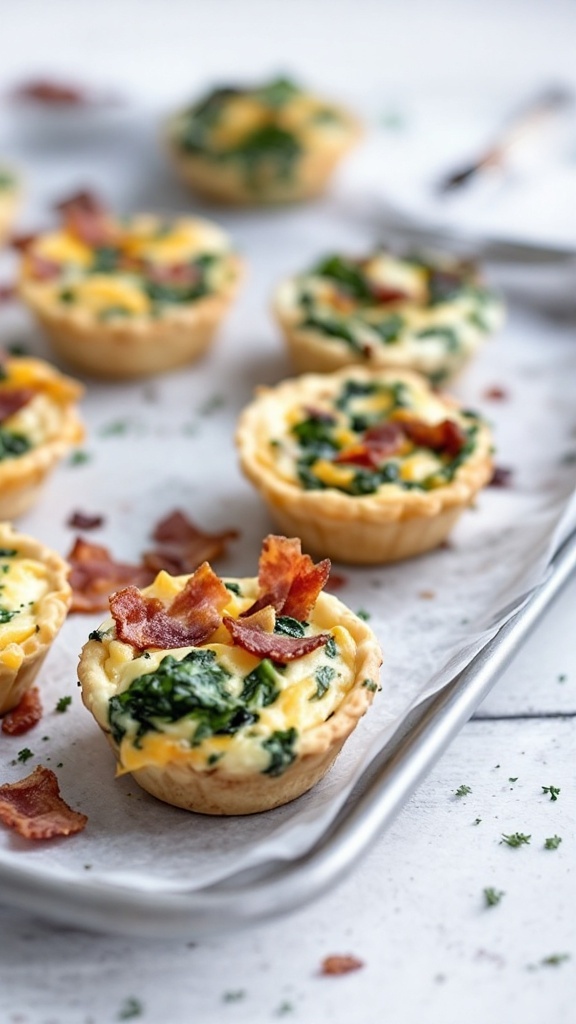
[0,522,574,938]
[1,97,576,938]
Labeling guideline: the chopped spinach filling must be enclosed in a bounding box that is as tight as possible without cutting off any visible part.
[0,607,18,624]
[310,664,336,701]
[0,428,32,462]
[261,728,298,776]
[240,659,280,708]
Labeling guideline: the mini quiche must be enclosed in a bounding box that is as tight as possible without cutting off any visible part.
[18,192,242,379]
[78,535,382,815]
[0,354,84,519]
[166,76,360,205]
[273,251,504,383]
[236,367,494,563]
[0,523,71,715]
[0,167,19,246]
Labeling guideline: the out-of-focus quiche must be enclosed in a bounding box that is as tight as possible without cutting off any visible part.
[273,251,504,383]
[0,354,84,519]
[78,535,382,815]
[18,192,242,379]
[166,77,360,205]
[0,523,71,715]
[236,367,494,563]
[0,167,19,246]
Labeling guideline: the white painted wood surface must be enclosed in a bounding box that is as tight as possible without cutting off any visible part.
[0,2,575,1021]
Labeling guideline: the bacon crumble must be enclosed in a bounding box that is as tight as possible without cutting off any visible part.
[0,765,87,840]
[67,537,153,613]
[55,190,117,248]
[143,510,238,577]
[224,615,330,663]
[1,687,43,736]
[66,511,104,531]
[0,388,35,423]
[320,954,365,976]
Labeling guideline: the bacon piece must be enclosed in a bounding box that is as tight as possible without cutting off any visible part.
[320,955,364,976]
[0,388,35,423]
[0,766,87,840]
[224,616,329,663]
[483,385,509,401]
[241,535,330,622]
[66,511,104,530]
[12,79,88,105]
[10,232,39,252]
[26,253,61,282]
[489,465,513,488]
[334,421,405,468]
[144,262,201,288]
[111,562,230,650]
[0,283,16,304]
[143,510,238,577]
[67,537,153,613]
[55,190,116,247]
[1,687,42,736]
[370,284,408,304]
[400,416,466,457]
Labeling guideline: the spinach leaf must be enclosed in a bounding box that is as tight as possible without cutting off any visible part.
[262,728,298,776]
[0,428,32,462]
[240,659,280,708]
[310,664,335,700]
[312,255,373,301]
[274,616,306,638]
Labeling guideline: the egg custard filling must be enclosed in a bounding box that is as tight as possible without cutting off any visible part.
[274,251,503,381]
[20,203,239,324]
[0,523,71,716]
[79,535,382,813]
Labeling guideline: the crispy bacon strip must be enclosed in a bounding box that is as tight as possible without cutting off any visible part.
[0,766,87,840]
[67,537,153,613]
[143,510,238,577]
[242,535,330,621]
[12,80,88,105]
[110,562,230,650]
[67,511,104,530]
[399,416,466,457]
[1,687,42,736]
[26,253,61,282]
[224,616,329,663]
[334,422,405,468]
[55,190,116,247]
[10,232,39,252]
[320,955,365,976]
[370,284,408,304]
[0,388,35,423]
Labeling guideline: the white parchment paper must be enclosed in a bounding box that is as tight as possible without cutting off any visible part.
[0,101,575,897]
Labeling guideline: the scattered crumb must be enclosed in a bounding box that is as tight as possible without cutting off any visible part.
[320,954,364,976]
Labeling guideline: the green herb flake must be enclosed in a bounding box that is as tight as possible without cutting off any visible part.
[356,608,371,621]
[557,673,567,683]
[55,696,72,713]
[88,629,104,642]
[544,835,562,850]
[68,449,91,467]
[455,784,472,797]
[483,887,505,907]
[541,785,561,801]
[224,581,242,596]
[509,777,518,783]
[501,832,531,847]
[473,818,482,826]
[310,664,336,701]
[17,748,34,764]
[117,997,144,1020]
[541,954,570,967]
[362,678,378,692]
[325,636,338,658]
[99,420,131,437]
[0,607,18,624]
[274,616,306,639]
[275,1002,294,1017]
[222,990,246,1003]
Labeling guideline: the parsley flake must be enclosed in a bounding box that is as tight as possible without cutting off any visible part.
[17,747,34,764]
[541,785,560,801]
[222,990,246,1003]
[544,835,562,850]
[541,953,570,967]
[483,887,505,907]
[501,832,531,847]
[356,608,371,621]
[55,696,72,713]
[455,784,472,797]
[118,997,143,1020]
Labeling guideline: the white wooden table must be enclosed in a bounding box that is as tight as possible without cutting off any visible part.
[0,2,575,1021]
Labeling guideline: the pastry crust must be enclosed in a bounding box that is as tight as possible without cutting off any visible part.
[78,571,382,815]
[0,171,19,246]
[0,355,84,519]
[0,523,71,715]
[236,367,494,563]
[273,251,504,382]
[166,79,360,206]
[19,213,242,379]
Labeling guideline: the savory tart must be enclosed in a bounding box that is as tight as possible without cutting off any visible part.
[78,535,382,815]
[0,523,71,716]
[0,354,84,519]
[0,167,19,246]
[166,76,360,205]
[273,251,504,383]
[236,367,494,563]
[18,192,242,379]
